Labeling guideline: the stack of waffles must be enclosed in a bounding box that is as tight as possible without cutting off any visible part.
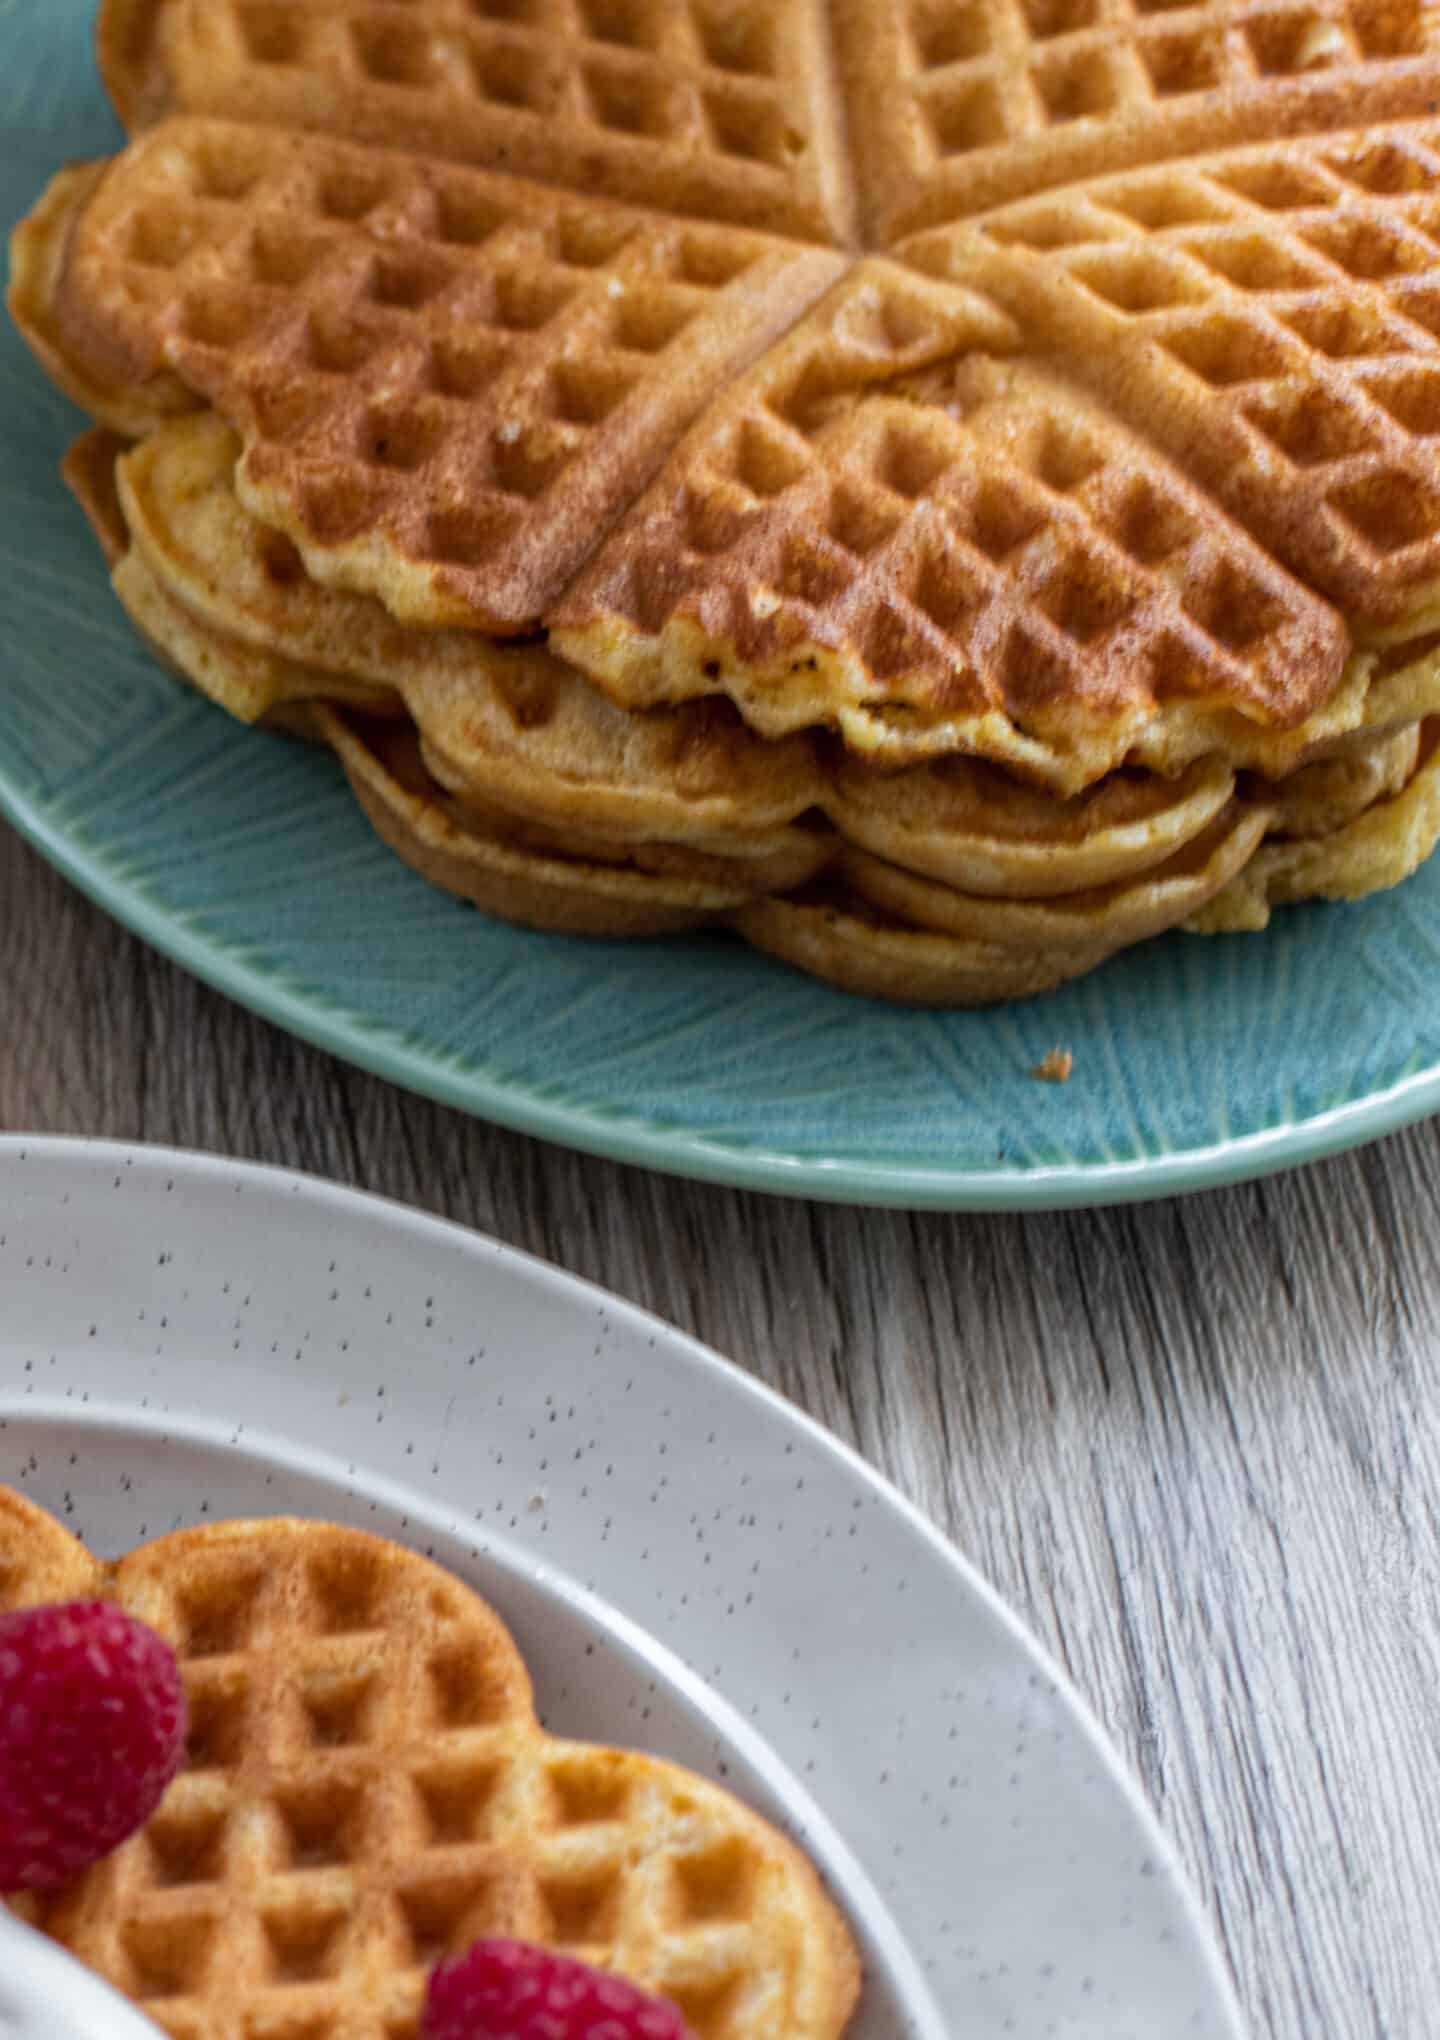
[14,0,1440,1004]
[0,1489,862,2039]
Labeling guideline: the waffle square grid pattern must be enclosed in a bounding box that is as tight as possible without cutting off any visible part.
[76,0,1440,662]
[2,1505,857,2040]
[551,262,1346,765]
[902,121,1440,630]
[64,119,843,628]
[113,0,854,239]
[842,0,1440,234]
[19,0,1440,1006]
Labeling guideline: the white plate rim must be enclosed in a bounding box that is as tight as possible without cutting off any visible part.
[3,1394,946,2040]
[0,1134,1248,2037]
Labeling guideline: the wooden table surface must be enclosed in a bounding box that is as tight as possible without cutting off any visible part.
[3,817,1436,2040]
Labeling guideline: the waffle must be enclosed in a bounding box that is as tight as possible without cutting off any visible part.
[1195,715,1440,924]
[0,1494,862,2040]
[324,709,817,931]
[63,425,131,568]
[19,8,1440,1002]
[61,407,1440,996]
[36,119,843,630]
[839,0,1440,242]
[902,121,1440,637]
[552,265,1349,788]
[840,797,1271,941]
[737,729,1440,998]
[101,509,829,920]
[90,407,1311,904]
[7,161,159,437]
[98,0,856,244]
[1257,720,1421,835]
[0,1491,96,1608]
[115,412,828,857]
[825,750,1238,894]
[733,883,1126,1002]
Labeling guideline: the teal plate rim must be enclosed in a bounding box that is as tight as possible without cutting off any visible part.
[6,753,1440,1210]
[5,3,1440,1212]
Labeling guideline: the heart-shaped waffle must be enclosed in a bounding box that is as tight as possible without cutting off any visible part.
[17,0,1440,1002]
[0,1493,861,2040]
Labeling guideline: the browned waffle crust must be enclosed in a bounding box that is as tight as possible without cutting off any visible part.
[15,0,1440,1005]
[0,1493,862,2040]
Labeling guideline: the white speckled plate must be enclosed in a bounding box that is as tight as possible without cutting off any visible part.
[0,1138,1246,2038]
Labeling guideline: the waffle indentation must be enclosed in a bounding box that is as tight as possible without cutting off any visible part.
[185,1674,250,1771]
[928,80,1012,156]
[396,1872,509,1965]
[261,1905,352,1985]
[1331,471,1440,552]
[122,1916,217,2002]
[178,1565,265,1658]
[351,18,442,88]
[540,1869,626,1946]
[412,1756,508,1844]
[273,1780,372,1869]
[300,1666,383,1748]
[238,3,306,65]
[145,1803,229,1887]
[427,1638,514,1726]
[673,1839,756,1924]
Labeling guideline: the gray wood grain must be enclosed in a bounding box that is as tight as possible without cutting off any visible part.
[3,819,1437,2040]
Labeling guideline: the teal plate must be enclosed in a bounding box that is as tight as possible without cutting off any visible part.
[5,5,1440,1209]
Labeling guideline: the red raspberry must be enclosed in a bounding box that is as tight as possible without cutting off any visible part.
[0,1599,187,1891]
[423,1940,695,2040]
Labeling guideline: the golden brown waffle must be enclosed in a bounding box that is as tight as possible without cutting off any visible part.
[825,751,1239,894]
[838,0,1440,241]
[21,6,1440,1003]
[838,798,1272,945]
[38,119,843,630]
[59,411,1440,999]
[90,495,829,915]
[553,265,1349,787]
[7,162,154,436]
[902,121,1440,636]
[1195,716,1440,925]
[99,0,856,243]
[0,1494,862,2040]
[62,426,131,569]
[115,412,828,857]
[0,1491,95,1609]
[733,883,1125,1002]
[1256,720,1421,835]
[735,730,1440,997]
[324,710,821,932]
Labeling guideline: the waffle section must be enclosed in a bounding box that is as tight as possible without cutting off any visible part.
[115,414,828,860]
[0,1500,863,2040]
[66,415,1440,1002]
[552,259,1353,790]
[77,418,830,931]
[97,0,856,244]
[835,0,1440,241]
[733,794,1272,1004]
[324,710,829,935]
[0,1490,97,1609]
[729,719,1440,998]
[19,65,1440,999]
[5,162,157,436]
[902,119,1440,638]
[34,119,844,630]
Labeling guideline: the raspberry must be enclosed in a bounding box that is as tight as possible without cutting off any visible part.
[0,1599,187,1891]
[422,1940,696,2040]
